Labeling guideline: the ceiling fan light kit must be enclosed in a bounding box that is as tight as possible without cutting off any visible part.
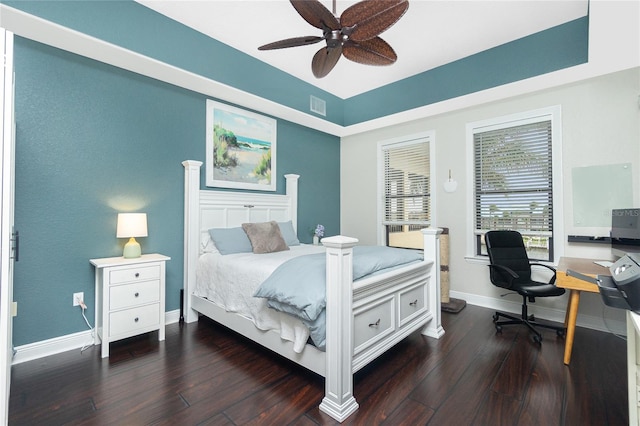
[258,0,409,78]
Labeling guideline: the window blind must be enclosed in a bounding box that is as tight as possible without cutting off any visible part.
[382,139,431,225]
[474,120,553,235]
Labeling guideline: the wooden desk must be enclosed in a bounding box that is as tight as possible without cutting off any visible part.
[556,257,610,365]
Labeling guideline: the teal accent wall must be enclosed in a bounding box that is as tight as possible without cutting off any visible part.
[3,1,589,126]
[3,0,346,125]
[12,37,340,346]
[343,17,590,125]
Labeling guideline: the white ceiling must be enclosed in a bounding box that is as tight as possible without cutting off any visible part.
[137,0,589,99]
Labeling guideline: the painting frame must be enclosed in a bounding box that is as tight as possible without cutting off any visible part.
[206,100,277,191]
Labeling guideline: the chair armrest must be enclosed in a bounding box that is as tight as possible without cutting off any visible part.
[530,262,557,285]
[488,264,519,289]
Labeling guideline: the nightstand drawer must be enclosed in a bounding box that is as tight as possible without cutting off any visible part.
[109,303,160,337]
[110,265,160,285]
[354,295,395,353]
[399,283,427,327]
[109,280,160,310]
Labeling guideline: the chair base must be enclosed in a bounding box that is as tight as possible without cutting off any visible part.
[493,310,566,344]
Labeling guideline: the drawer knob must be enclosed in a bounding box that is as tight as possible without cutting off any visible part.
[369,319,380,328]
[135,273,140,278]
[409,299,418,306]
[134,292,139,297]
[134,317,139,323]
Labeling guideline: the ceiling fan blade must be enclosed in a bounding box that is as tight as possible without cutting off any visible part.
[340,0,409,42]
[312,45,342,78]
[343,37,397,65]
[290,0,340,31]
[258,36,324,50]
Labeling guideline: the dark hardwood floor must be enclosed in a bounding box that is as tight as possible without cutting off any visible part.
[9,304,628,425]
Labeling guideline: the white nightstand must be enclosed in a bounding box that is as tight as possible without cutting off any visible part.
[90,253,171,358]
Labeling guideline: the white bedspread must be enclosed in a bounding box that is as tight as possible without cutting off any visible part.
[195,244,325,353]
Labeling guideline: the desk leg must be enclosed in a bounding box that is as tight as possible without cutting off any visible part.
[564,289,581,365]
[564,296,571,328]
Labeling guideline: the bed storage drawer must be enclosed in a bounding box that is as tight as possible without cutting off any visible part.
[399,282,427,327]
[110,265,160,284]
[109,303,160,337]
[109,280,160,310]
[353,295,395,354]
[352,264,433,372]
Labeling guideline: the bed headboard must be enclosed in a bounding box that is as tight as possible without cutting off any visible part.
[182,160,299,320]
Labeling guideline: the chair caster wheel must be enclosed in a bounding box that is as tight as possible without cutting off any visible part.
[492,313,499,323]
[557,329,566,337]
[533,334,542,344]
[495,325,502,334]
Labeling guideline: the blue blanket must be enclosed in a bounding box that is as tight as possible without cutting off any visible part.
[253,246,423,349]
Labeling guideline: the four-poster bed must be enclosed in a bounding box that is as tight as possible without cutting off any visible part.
[182,160,444,421]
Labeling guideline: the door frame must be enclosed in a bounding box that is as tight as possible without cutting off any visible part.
[0,28,16,424]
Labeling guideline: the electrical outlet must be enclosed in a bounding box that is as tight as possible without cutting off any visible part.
[73,292,84,307]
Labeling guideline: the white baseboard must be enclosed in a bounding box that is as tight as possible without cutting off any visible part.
[13,298,627,365]
[165,309,181,325]
[449,290,627,337]
[12,309,181,365]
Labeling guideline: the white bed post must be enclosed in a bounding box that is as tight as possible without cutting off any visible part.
[284,174,299,231]
[319,235,360,422]
[182,160,202,323]
[421,228,445,338]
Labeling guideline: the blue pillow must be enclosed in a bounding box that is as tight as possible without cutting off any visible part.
[278,221,300,246]
[208,227,253,255]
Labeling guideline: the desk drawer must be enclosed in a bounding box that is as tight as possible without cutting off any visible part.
[109,303,160,337]
[110,265,160,285]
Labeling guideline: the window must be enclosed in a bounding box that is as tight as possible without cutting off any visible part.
[468,107,562,262]
[378,133,435,249]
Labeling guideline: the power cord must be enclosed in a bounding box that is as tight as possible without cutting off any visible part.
[76,297,95,353]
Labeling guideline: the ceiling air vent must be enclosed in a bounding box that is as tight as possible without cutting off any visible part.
[310,95,326,116]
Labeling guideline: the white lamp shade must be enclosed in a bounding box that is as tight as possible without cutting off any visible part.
[116,213,148,238]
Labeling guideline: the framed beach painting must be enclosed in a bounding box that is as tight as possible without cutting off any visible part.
[206,100,277,191]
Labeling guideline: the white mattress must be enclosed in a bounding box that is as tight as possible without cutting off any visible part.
[195,244,325,353]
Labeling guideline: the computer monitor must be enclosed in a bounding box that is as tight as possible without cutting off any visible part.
[611,208,640,258]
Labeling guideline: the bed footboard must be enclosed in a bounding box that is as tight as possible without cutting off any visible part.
[319,229,442,422]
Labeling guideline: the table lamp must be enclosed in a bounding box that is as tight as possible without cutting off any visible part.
[116,213,148,258]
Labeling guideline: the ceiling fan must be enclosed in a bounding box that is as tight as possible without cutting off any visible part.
[258,0,409,78]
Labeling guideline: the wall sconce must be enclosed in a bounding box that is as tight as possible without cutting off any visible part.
[116,213,148,258]
[443,169,458,193]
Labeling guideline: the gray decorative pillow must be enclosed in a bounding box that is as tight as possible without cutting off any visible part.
[242,221,290,254]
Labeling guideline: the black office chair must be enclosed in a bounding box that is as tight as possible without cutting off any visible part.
[485,230,566,343]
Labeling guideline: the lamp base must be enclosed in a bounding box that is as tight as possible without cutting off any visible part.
[123,237,142,258]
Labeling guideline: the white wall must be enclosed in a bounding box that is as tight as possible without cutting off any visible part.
[341,67,640,333]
